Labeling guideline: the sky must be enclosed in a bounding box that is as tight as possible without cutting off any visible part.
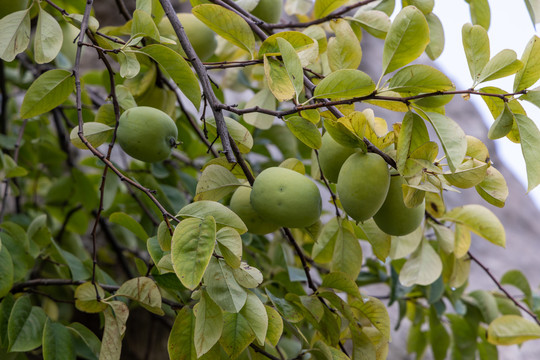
[430,0,540,207]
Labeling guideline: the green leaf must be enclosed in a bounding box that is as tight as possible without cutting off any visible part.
[265,289,303,323]
[258,31,316,57]
[443,159,489,189]
[20,69,74,119]
[388,64,454,94]
[265,305,283,346]
[116,277,164,315]
[331,221,362,281]
[118,51,140,79]
[240,291,268,346]
[321,271,362,299]
[524,0,540,25]
[313,69,375,99]
[109,212,149,241]
[0,244,13,298]
[0,9,30,62]
[312,217,339,263]
[206,116,253,154]
[74,282,108,313]
[462,23,490,82]
[500,270,532,304]
[204,257,247,313]
[192,4,255,57]
[277,38,304,101]
[67,14,100,33]
[171,216,216,290]
[488,103,514,140]
[475,166,508,208]
[67,323,101,360]
[195,165,241,201]
[264,55,296,102]
[477,49,523,84]
[442,204,505,247]
[350,10,390,39]
[351,296,391,341]
[69,122,114,150]
[399,239,442,286]
[327,19,362,72]
[132,9,160,41]
[514,35,540,91]
[168,307,196,360]
[100,302,129,360]
[487,315,540,345]
[425,13,444,60]
[178,200,248,234]
[243,88,276,130]
[115,84,138,110]
[8,297,47,352]
[422,111,467,172]
[194,291,223,357]
[357,218,391,261]
[389,226,423,259]
[233,262,263,288]
[314,0,348,18]
[219,312,255,358]
[382,6,429,75]
[216,227,242,269]
[34,8,63,64]
[468,0,490,30]
[42,319,75,360]
[139,44,201,110]
[514,114,540,191]
[286,116,322,149]
[350,326,377,360]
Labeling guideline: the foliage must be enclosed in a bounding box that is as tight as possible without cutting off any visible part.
[2,0,540,359]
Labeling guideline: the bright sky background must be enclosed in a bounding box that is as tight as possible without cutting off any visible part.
[429,0,540,208]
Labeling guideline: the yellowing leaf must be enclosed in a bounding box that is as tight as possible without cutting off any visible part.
[388,65,454,94]
[487,315,540,345]
[351,296,391,341]
[193,4,255,57]
[219,312,255,357]
[442,204,505,247]
[514,35,540,92]
[264,55,296,102]
[443,159,489,189]
[277,38,304,101]
[74,282,108,313]
[286,116,322,149]
[350,10,390,39]
[462,23,490,82]
[314,0,348,19]
[116,277,164,315]
[194,291,223,357]
[327,19,362,72]
[475,166,508,208]
[206,116,253,154]
[259,31,316,57]
[382,6,429,75]
[240,292,268,346]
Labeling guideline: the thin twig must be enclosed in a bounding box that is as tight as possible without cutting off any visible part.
[468,251,540,326]
[159,0,236,163]
[249,344,281,360]
[314,149,340,217]
[114,0,132,21]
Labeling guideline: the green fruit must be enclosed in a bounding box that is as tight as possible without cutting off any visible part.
[250,167,322,228]
[230,187,280,235]
[373,175,425,236]
[117,106,178,163]
[250,0,283,24]
[319,132,356,183]
[337,152,390,222]
[158,13,217,61]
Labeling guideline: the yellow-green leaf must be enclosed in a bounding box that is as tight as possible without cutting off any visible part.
[243,88,276,130]
[194,291,223,357]
[514,35,540,92]
[327,19,362,72]
[487,315,540,345]
[475,166,508,208]
[313,0,348,19]
[264,55,296,102]
[443,159,489,189]
[193,4,255,57]
[34,8,63,64]
[286,116,322,149]
[74,282,108,313]
[478,49,523,84]
[442,204,505,247]
[206,116,253,154]
[277,37,304,101]
[69,122,113,150]
[178,200,247,234]
[204,257,247,313]
[399,239,442,286]
[350,10,390,39]
[382,6,429,75]
[116,277,164,315]
[313,69,375,99]
[109,211,149,241]
[171,216,216,290]
[195,165,241,201]
[388,64,454,94]
[259,31,316,57]
[462,23,490,82]
[514,113,540,192]
[0,9,30,62]
[425,13,444,60]
[468,0,490,30]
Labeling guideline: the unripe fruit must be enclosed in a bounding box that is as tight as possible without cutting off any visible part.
[318,132,356,183]
[337,152,390,222]
[230,187,280,235]
[117,106,178,163]
[250,167,322,228]
[158,13,217,61]
[373,175,425,236]
[250,0,283,24]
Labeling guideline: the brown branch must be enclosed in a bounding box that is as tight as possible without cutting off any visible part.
[159,0,236,163]
[0,119,28,224]
[114,0,132,21]
[467,251,540,326]
[204,59,263,70]
[249,344,281,360]
[273,0,380,29]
